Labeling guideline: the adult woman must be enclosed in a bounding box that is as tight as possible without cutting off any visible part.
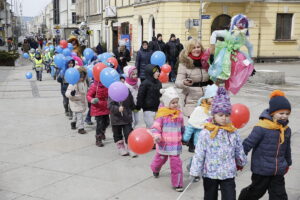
[135,41,152,82]
[114,40,131,73]
[175,39,212,118]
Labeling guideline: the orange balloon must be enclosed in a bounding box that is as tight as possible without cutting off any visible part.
[93,63,107,81]
[60,40,68,49]
[230,104,250,129]
[161,64,172,73]
[106,57,118,69]
[159,72,169,83]
[128,128,154,154]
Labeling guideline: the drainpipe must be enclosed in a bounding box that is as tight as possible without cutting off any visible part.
[257,3,262,62]
[198,0,203,40]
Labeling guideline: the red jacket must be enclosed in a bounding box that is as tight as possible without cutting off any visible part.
[86,80,110,116]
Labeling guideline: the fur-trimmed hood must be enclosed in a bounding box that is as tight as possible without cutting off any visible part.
[179,49,196,69]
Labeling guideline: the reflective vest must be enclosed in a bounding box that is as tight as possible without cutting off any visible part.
[29,53,35,60]
[34,59,43,71]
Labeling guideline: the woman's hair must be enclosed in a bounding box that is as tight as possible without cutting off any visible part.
[142,41,148,45]
[179,39,205,68]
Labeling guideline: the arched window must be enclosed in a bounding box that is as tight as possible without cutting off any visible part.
[138,16,144,48]
[148,15,155,41]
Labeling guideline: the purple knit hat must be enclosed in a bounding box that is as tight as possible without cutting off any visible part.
[211,87,231,115]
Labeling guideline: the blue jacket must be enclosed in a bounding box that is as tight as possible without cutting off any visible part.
[243,109,292,176]
[183,124,201,145]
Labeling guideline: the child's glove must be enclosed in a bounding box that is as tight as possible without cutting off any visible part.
[236,165,243,171]
[91,98,99,104]
[190,175,201,182]
[133,109,140,113]
[70,90,76,96]
[209,54,214,64]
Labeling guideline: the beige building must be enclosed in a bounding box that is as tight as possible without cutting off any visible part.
[97,0,300,60]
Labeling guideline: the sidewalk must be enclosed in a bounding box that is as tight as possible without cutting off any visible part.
[0,61,299,200]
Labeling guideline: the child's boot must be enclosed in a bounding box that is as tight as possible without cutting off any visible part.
[116,140,129,156]
[78,129,87,134]
[71,122,76,130]
[95,135,104,147]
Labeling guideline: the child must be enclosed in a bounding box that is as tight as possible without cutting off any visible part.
[108,87,136,157]
[86,78,110,147]
[239,90,292,200]
[183,84,218,174]
[190,87,247,200]
[65,67,88,134]
[150,87,185,192]
[57,59,75,117]
[33,52,44,81]
[124,65,141,128]
[136,64,162,128]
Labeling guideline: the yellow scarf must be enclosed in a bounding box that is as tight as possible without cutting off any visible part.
[256,119,288,144]
[204,122,237,139]
[201,100,211,114]
[155,107,181,119]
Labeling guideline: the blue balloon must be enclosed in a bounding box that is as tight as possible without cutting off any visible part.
[83,48,94,61]
[68,43,74,50]
[87,65,93,78]
[150,51,166,67]
[55,46,63,53]
[63,48,72,56]
[100,67,120,88]
[100,52,112,62]
[54,54,66,69]
[50,66,56,77]
[25,72,32,79]
[59,70,65,77]
[97,54,103,61]
[64,68,80,85]
[43,46,49,51]
[23,53,29,59]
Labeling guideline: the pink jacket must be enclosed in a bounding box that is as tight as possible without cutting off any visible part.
[86,80,110,116]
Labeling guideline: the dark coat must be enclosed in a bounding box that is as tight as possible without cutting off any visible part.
[135,47,153,79]
[57,75,69,96]
[114,48,131,71]
[243,109,292,176]
[149,40,166,53]
[136,64,162,112]
[165,40,181,61]
[96,43,104,55]
[108,91,135,125]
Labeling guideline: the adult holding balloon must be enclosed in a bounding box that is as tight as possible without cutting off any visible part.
[113,40,131,73]
[175,39,212,152]
[108,81,136,157]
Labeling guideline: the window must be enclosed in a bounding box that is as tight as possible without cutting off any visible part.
[53,0,60,25]
[72,12,76,24]
[72,0,76,3]
[276,13,293,40]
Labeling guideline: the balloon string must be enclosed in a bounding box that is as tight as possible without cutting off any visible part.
[176,179,193,200]
[120,102,123,117]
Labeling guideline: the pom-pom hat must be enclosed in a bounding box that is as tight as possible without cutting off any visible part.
[211,87,231,115]
[269,90,291,115]
[160,87,180,107]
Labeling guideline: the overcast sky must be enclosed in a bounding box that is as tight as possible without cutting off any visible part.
[22,0,52,17]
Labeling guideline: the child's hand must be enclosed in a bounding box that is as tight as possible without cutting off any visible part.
[70,90,76,96]
[119,106,124,113]
[284,167,289,175]
[236,165,243,171]
[91,98,99,104]
[154,136,160,143]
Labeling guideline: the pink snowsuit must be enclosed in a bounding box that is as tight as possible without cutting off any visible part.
[150,111,185,188]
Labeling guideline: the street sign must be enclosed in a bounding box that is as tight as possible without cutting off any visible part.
[201,15,210,19]
[193,19,199,26]
[56,29,60,34]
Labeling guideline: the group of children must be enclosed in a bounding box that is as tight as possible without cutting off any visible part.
[149,82,292,199]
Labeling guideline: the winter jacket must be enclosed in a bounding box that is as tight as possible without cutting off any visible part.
[135,47,153,79]
[114,48,131,71]
[243,109,292,176]
[165,40,181,61]
[190,128,247,180]
[151,110,185,155]
[125,80,141,105]
[65,81,88,113]
[86,80,110,116]
[108,91,135,125]
[136,64,162,112]
[175,49,211,117]
[149,40,166,53]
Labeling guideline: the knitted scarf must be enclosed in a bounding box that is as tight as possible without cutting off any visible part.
[256,119,288,144]
[155,107,181,119]
[125,77,138,86]
[201,100,211,114]
[204,122,237,139]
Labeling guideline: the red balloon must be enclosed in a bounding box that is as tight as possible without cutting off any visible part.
[128,128,154,154]
[231,104,250,129]
[60,40,68,48]
[106,57,118,69]
[93,63,107,81]
[161,64,171,73]
[159,72,169,83]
